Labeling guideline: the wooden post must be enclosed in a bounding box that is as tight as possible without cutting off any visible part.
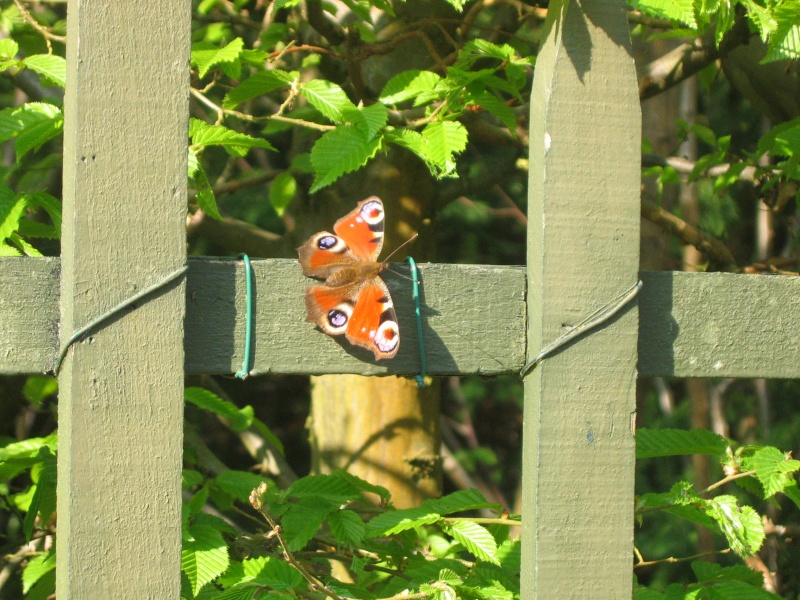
[522,0,640,597]
[57,1,190,597]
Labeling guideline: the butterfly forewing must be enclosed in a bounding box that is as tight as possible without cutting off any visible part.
[332,196,385,261]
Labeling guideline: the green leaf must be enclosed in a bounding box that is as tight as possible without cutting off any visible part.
[367,506,442,536]
[444,520,499,564]
[22,54,66,88]
[286,472,364,504]
[704,495,764,556]
[214,584,261,600]
[281,500,333,551]
[343,102,388,141]
[22,376,58,405]
[22,549,56,594]
[692,561,765,587]
[328,509,366,545]
[23,447,57,540]
[0,39,19,61]
[423,489,500,515]
[182,524,230,596]
[248,555,305,589]
[420,120,467,177]
[470,91,516,133]
[331,469,391,501]
[185,387,253,431]
[269,172,297,216]
[299,79,357,122]
[223,69,297,110]
[14,108,63,161]
[636,428,727,458]
[380,70,443,105]
[633,0,696,28]
[183,469,204,489]
[0,193,27,243]
[309,125,382,192]
[0,434,57,461]
[742,446,800,498]
[212,470,269,503]
[192,37,244,79]
[190,118,276,157]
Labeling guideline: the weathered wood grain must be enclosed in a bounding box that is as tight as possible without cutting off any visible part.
[521,1,641,597]
[3,260,800,379]
[56,1,189,597]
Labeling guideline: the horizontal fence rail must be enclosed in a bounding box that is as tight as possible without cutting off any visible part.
[2,257,799,378]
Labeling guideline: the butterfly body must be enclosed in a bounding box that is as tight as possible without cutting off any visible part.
[297,197,400,360]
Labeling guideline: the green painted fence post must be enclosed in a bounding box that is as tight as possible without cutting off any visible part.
[57,1,191,596]
[521,1,641,597]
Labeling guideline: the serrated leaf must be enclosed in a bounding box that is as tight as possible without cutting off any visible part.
[367,506,442,536]
[471,91,517,133]
[420,120,467,177]
[380,70,443,105]
[300,79,357,122]
[23,191,61,231]
[214,583,261,600]
[213,471,268,503]
[22,54,66,88]
[246,555,304,589]
[691,561,765,587]
[0,241,21,256]
[704,495,764,556]
[0,39,18,60]
[0,434,57,461]
[328,509,366,545]
[192,38,244,79]
[286,472,363,504]
[331,469,391,501]
[182,524,230,596]
[634,0,696,28]
[0,194,27,242]
[423,488,500,515]
[14,109,63,161]
[636,428,727,458]
[342,102,387,141]
[445,520,499,564]
[309,125,381,192]
[22,550,56,594]
[742,446,800,498]
[190,118,275,157]
[0,103,61,159]
[281,500,333,551]
[23,447,57,540]
[223,69,297,110]
[185,387,252,431]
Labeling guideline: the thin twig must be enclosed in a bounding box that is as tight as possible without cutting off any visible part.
[634,547,731,569]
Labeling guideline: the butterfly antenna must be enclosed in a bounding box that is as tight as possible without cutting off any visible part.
[382,233,419,263]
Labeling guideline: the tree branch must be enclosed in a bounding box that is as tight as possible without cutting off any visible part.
[640,199,739,272]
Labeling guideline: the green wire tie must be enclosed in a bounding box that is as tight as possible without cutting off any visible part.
[405,256,427,388]
[235,253,254,379]
[519,279,643,378]
[53,265,189,376]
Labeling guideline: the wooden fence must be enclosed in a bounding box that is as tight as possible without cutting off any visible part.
[1,0,798,597]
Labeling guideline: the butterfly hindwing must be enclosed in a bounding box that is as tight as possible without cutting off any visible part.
[304,278,399,359]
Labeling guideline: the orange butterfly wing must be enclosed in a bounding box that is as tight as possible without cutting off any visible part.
[297,197,399,360]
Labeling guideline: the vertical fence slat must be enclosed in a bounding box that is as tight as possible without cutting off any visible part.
[521,0,640,597]
[57,1,190,596]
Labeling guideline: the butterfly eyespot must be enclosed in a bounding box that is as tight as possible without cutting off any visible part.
[317,235,338,250]
[374,321,399,354]
[328,309,348,328]
[360,200,384,226]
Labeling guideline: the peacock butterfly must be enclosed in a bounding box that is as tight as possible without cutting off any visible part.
[297,197,400,360]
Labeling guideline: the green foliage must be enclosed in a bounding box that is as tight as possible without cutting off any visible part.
[630,0,800,61]
[634,426,800,598]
